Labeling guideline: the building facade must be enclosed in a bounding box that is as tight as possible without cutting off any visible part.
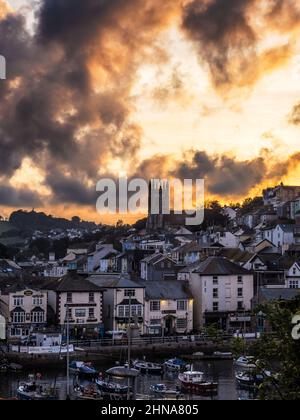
[184,257,254,331]
[88,275,145,334]
[0,286,47,339]
[143,280,193,335]
[46,271,104,339]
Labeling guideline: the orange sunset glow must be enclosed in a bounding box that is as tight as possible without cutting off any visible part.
[1,0,300,223]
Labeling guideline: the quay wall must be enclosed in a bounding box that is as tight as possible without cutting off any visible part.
[1,341,233,368]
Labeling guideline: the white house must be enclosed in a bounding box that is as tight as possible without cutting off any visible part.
[45,271,104,339]
[143,281,193,335]
[285,262,300,289]
[186,256,254,331]
[215,231,239,248]
[0,286,47,339]
[171,242,202,265]
[88,274,145,334]
[87,244,120,273]
[222,206,237,221]
[263,224,295,250]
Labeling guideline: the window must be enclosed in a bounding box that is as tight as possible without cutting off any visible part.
[177,300,188,311]
[238,288,243,298]
[150,301,161,312]
[75,309,86,318]
[213,276,218,285]
[88,308,95,319]
[176,318,187,330]
[293,268,297,275]
[150,319,161,325]
[33,297,43,306]
[237,301,244,311]
[124,290,135,297]
[89,293,95,303]
[118,305,125,318]
[213,302,219,312]
[238,276,243,284]
[131,305,142,317]
[67,308,72,320]
[289,280,299,289]
[213,289,219,299]
[13,297,23,307]
[31,311,45,323]
[67,293,72,303]
[12,311,25,324]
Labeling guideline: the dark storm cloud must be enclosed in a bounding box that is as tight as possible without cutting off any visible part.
[0,0,180,206]
[173,151,266,196]
[0,183,42,207]
[181,0,299,93]
[134,150,300,199]
[46,172,97,206]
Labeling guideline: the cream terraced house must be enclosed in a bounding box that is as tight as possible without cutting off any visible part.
[45,270,104,339]
[143,280,193,335]
[88,274,145,334]
[0,285,47,339]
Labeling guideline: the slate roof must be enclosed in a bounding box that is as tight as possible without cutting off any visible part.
[193,257,251,275]
[219,248,254,264]
[144,280,192,300]
[88,275,144,289]
[43,271,102,292]
[259,288,300,302]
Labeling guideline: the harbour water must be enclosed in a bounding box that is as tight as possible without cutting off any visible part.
[0,359,256,400]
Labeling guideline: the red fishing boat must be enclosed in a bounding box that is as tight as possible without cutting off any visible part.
[178,370,218,395]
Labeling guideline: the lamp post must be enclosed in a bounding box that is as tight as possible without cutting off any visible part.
[66,304,70,400]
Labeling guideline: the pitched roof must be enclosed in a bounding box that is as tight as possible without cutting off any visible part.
[88,274,144,289]
[193,256,251,276]
[259,288,300,302]
[144,280,192,300]
[173,241,200,253]
[278,224,295,233]
[44,271,102,292]
[218,248,254,264]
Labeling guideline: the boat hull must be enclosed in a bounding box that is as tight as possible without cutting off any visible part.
[17,390,57,401]
[179,380,218,395]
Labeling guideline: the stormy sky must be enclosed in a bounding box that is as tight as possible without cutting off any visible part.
[1,0,300,221]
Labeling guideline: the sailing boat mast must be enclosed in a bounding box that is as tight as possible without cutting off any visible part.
[128,293,132,368]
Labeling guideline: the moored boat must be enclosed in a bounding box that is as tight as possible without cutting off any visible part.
[17,375,58,400]
[69,361,98,378]
[150,383,181,397]
[178,370,218,395]
[189,351,233,361]
[212,351,233,360]
[95,378,129,400]
[133,360,163,375]
[236,371,272,389]
[74,384,103,401]
[235,356,256,370]
[164,358,186,371]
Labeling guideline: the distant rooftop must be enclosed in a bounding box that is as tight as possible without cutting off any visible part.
[193,256,251,276]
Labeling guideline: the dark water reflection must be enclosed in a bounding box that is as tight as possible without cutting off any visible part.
[0,360,255,401]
